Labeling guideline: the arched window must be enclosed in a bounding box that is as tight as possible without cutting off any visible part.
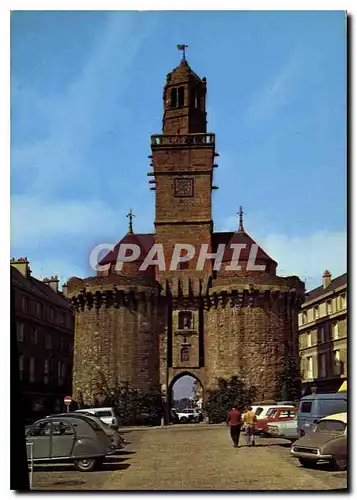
[181,346,190,363]
[178,86,185,107]
[178,311,193,330]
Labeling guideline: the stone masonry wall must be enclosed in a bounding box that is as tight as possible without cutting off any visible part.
[72,297,160,404]
[204,291,302,401]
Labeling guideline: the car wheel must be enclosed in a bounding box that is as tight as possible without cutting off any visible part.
[298,458,316,469]
[180,417,188,424]
[331,456,347,471]
[74,458,98,472]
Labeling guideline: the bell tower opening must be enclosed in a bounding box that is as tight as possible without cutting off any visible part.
[162,47,207,135]
[150,47,217,280]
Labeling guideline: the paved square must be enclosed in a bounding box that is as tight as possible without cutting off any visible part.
[32,424,348,491]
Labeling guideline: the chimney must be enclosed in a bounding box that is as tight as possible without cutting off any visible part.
[10,257,31,278]
[43,275,60,293]
[323,270,332,289]
[62,283,68,298]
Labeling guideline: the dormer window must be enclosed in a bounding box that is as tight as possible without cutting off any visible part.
[170,86,185,108]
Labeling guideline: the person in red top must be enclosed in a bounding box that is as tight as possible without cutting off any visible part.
[226,406,242,448]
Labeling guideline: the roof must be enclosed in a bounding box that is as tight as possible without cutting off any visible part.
[301,393,347,401]
[305,272,347,303]
[212,231,277,267]
[11,266,72,310]
[99,233,155,266]
[320,412,347,424]
[167,59,202,84]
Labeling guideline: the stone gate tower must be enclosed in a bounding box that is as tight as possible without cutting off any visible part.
[67,53,305,407]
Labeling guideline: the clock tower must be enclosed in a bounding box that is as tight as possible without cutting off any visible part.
[149,51,218,286]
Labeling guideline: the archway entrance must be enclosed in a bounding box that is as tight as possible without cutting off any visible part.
[168,372,204,424]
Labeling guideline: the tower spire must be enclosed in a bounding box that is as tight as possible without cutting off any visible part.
[126,209,135,234]
[238,206,244,232]
[177,44,188,61]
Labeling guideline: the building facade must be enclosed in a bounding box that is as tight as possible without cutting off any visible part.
[11,257,74,420]
[67,56,305,410]
[299,270,347,394]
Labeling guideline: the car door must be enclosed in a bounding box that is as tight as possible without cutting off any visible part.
[26,419,51,460]
[50,420,76,459]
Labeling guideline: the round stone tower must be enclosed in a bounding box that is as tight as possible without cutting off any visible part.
[66,220,163,405]
[203,209,305,401]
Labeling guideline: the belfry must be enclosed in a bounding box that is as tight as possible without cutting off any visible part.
[67,50,305,410]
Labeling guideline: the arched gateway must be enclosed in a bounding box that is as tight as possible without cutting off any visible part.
[168,371,204,414]
[66,52,305,412]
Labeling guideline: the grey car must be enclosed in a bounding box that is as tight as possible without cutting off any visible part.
[26,414,116,471]
[291,412,347,471]
[59,411,125,450]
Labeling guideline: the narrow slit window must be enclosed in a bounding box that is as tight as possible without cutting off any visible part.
[170,88,177,108]
[178,86,185,107]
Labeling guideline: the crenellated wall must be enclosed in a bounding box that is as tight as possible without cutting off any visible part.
[203,278,304,401]
[67,272,304,405]
[67,276,161,404]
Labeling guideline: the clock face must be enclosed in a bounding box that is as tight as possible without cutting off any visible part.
[174,177,194,197]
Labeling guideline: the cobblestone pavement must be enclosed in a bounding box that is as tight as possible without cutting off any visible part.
[32,424,348,491]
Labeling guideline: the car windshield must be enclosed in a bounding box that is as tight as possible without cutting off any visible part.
[300,401,312,413]
[316,419,346,434]
[255,407,264,416]
[95,411,112,418]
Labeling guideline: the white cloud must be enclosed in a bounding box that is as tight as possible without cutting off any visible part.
[10,195,122,248]
[220,213,346,290]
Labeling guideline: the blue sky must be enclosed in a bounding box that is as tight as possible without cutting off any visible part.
[11,10,346,399]
[11,11,346,295]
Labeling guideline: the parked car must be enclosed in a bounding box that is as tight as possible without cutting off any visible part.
[255,407,297,435]
[57,412,125,450]
[170,409,180,424]
[176,409,201,423]
[75,407,119,429]
[291,412,347,471]
[298,393,347,437]
[251,404,295,421]
[267,418,299,442]
[25,414,116,471]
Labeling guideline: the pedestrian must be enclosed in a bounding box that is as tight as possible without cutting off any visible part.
[226,406,242,448]
[243,406,257,446]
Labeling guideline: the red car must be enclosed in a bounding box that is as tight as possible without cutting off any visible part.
[255,407,297,435]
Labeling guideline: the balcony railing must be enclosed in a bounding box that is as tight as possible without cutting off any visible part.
[151,133,215,147]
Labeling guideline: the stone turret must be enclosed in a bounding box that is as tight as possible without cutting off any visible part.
[67,274,161,404]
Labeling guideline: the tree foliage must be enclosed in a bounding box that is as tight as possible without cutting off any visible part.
[76,374,164,426]
[204,375,257,424]
[279,346,301,402]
